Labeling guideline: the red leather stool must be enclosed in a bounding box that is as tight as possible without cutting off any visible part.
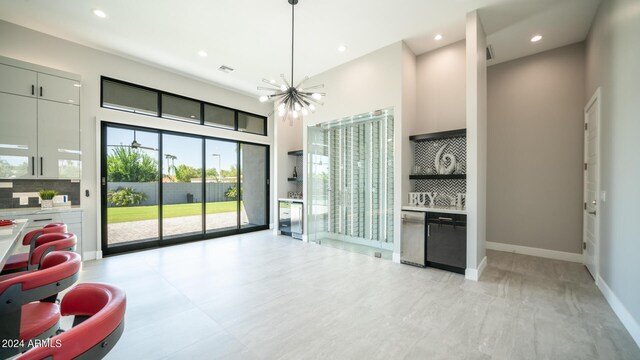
[0,251,81,359]
[1,223,67,274]
[19,283,127,360]
[4,233,77,272]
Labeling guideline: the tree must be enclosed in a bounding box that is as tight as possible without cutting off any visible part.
[174,164,201,182]
[206,168,220,182]
[220,165,238,179]
[107,147,158,182]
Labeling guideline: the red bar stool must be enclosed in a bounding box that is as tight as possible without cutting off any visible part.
[0,251,81,359]
[18,283,127,360]
[3,233,77,273]
[1,223,67,274]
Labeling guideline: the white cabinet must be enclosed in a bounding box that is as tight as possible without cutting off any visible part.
[0,63,37,97]
[37,101,81,178]
[0,93,38,178]
[37,73,80,104]
[0,57,81,179]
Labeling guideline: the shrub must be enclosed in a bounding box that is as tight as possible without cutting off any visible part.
[107,187,147,207]
[225,185,242,199]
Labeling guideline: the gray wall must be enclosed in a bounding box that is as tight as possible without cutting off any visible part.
[487,42,585,254]
[107,182,236,206]
[415,40,466,134]
[585,0,640,331]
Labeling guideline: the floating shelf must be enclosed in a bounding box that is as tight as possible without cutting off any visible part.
[288,150,303,156]
[410,174,466,180]
[288,177,303,182]
[409,129,466,142]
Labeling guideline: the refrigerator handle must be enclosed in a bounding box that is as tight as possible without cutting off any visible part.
[427,224,430,237]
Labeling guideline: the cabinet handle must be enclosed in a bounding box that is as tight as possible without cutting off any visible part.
[31,85,35,95]
[39,86,43,97]
[31,156,35,175]
[33,218,53,222]
[427,224,430,236]
[40,157,43,176]
[438,217,453,221]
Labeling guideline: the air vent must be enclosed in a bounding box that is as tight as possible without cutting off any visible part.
[218,65,235,73]
[486,45,495,61]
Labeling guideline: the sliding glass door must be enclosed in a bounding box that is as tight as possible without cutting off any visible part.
[206,139,238,234]
[240,143,268,229]
[101,123,269,255]
[162,133,203,239]
[104,126,161,246]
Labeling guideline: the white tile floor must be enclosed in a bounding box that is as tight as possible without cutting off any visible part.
[71,230,639,359]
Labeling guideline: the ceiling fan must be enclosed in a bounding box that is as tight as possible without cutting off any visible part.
[107,130,158,151]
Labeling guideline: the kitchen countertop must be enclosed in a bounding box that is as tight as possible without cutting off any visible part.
[0,218,27,269]
[401,206,466,215]
[278,198,304,203]
[0,206,82,216]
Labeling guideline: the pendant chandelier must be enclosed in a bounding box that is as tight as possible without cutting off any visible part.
[258,0,325,124]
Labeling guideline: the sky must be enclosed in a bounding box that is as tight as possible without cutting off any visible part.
[106,127,238,172]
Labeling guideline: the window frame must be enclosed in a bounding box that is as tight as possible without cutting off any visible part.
[100,76,268,136]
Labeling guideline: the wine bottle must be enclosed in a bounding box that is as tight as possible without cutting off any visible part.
[293,166,298,178]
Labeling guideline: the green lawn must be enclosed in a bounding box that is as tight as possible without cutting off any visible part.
[107,201,239,224]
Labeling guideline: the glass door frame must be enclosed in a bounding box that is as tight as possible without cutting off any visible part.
[100,122,270,256]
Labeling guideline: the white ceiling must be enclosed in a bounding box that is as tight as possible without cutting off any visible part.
[0,0,599,97]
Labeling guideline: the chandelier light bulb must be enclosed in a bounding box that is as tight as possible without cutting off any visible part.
[280,84,287,91]
[278,103,286,111]
[292,110,299,119]
[278,107,286,116]
[295,102,301,111]
[312,93,322,100]
[309,104,316,112]
[259,95,269,102]
[302,108,309,116]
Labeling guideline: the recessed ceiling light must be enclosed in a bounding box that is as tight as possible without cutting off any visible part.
[73,83,82,87]
[93,9,107,18]
[337,45,347,52]
[197,50,208,57]
[530,35,542,42]
[434,34,443,41]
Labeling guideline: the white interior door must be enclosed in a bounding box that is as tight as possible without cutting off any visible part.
[583,89,600,278]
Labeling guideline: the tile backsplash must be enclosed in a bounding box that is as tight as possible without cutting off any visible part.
[0,180,81,209]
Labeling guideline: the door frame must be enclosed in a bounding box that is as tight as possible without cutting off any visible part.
[100,122,270,256]
[583,87,601,278]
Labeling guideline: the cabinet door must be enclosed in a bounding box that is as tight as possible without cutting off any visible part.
[37,101,80,179]
[0,63,37,97]
[0,92,38,178]
[37,73,80,105]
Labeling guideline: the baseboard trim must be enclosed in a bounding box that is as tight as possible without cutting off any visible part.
[597,275,640,348]
[486,241,582,263]
[465,256,487,281]
[83,251,98,261]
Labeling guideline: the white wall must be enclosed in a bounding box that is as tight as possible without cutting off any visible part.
[401,42,417,219]
[273,106,303,235]
[585,0,640,346]
[487,43,586,255]
[0,20,272,259]
[465,11,488,279]
[415,40,466,133]
[303,41,406,259]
